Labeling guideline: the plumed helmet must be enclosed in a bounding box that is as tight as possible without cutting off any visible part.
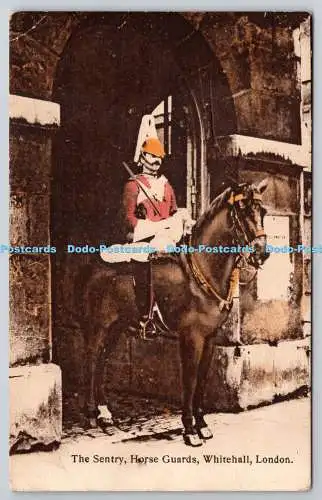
[141,137,165,159]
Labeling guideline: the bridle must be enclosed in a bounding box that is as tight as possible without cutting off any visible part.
[229,192,266,247]
[228,192,266,271]
[186,191,267,311]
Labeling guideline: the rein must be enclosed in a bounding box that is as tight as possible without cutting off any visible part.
[186,248,239,311]
[186,192,266,311]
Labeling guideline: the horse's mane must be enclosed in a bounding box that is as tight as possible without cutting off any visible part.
[193,186,232,234]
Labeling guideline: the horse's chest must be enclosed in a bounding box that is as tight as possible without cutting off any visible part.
[178,298,229,334]
[201,302,228,328]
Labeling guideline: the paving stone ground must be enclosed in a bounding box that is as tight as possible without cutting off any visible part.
[62,390,182,439]
[10,396,311,491]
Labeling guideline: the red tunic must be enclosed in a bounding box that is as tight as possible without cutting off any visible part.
[123,174,177,233]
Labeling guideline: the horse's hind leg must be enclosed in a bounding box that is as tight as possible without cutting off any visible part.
[94,321,123,432]
[193,339,214,440]
[85,319,118,428]
[94,340,113,430]
[84,324,107,428]
[180,332,205,447]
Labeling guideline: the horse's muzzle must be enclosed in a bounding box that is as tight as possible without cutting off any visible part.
[252,235,269,267]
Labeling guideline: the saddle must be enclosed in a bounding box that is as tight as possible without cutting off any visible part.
[101,254,174,340]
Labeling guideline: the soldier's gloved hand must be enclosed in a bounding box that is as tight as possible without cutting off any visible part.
[183,216,196,235]
[126,232,134,242]
[171,208,196,235]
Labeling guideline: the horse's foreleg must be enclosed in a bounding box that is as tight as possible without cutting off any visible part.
[193,338,214,440]
[180,332,205,447]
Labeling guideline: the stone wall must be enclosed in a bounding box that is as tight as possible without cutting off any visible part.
[9,12,311,427]
[9,124,53,366]
[195,12,303,142]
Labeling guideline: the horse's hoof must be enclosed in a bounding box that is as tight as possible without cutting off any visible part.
[97,417,114,433]
[183,433,203,447]
[197,426,213,440]
[88,417,97,429]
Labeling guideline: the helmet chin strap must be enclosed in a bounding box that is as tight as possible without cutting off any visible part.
[140,154,161,175]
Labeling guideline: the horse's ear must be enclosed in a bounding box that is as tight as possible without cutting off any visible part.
[256,178,269,194]
[225,187,234,204]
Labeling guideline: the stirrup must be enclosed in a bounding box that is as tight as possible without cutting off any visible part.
[128,316,157,340]
[139,317,157,341]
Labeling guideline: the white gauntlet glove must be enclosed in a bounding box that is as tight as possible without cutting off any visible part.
[175,208,196,236]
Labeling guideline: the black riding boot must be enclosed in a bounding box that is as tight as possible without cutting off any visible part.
[129,260,157,339]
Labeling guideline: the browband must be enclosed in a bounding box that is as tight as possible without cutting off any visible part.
[227,193,263,205]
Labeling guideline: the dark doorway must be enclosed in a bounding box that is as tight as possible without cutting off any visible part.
[51,14,204,422]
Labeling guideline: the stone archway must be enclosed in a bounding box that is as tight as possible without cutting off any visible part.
[49,13,236,424]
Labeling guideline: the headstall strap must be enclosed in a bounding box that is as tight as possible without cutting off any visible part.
[230,193,266,246]
[255,229,266,238]
[187,191,265,308]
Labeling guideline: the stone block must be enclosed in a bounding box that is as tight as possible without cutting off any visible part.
[11,13,79,57]
[241,300,302,344]
[272,340,310,397]
[9,131,51,194]
[231,89,301,143]
[208,15,294,58]
[220,54,251,94]
[204,339,310,411]
[10,193,50,246]
[10,255,50,366]
[10,364,62,453]
[10,34,58,99]
[202,15,250,58]
[249,45,297,95]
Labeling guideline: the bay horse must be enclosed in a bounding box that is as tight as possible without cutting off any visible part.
[77,180,269,446]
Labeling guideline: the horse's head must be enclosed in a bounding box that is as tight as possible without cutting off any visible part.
[227,179,269,268]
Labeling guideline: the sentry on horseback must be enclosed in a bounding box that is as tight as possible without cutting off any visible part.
[77,118,269,446]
